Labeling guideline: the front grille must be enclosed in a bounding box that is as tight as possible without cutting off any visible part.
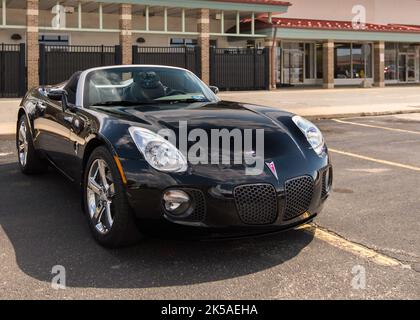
[234,184,278,225]
[284,176,314,221]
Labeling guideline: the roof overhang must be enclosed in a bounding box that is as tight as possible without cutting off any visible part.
[98,0,291,13]
[261,27,420,42]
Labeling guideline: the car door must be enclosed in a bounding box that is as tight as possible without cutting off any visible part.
[34,73,84,179]
[60,106,89,181]
[60,72,93,181]
[33,93,75,179]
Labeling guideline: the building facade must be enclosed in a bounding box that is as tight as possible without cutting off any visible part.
[1,0,420,95]
[242,0,420,88]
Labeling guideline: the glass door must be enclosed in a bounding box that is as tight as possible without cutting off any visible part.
[407,54,416,82]
[398,53,417,82]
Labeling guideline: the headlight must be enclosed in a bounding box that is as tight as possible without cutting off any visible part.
[128,127,188,172]
[292,115,325,156]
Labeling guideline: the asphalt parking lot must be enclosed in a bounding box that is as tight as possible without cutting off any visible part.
[0,114,419,299]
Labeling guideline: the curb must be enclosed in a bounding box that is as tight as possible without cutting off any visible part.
[304,109,420,121]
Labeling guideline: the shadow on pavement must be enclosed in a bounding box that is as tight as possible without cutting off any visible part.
[0,162,314,289]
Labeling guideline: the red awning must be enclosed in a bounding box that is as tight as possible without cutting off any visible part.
[212,0,291,6]
[254,17,420,33]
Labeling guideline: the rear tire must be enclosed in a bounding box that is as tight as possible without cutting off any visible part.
[83,146,142,248]
[16,115,48,174]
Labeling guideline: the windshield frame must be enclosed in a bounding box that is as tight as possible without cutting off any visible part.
[77,65,219,108]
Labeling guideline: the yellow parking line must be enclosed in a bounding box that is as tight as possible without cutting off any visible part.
[297,224,407,268]
[329,148,420,172]
[332,118,420,135]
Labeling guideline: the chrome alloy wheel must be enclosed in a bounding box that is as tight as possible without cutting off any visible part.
[18,120,28,167]
[86,159,116,234]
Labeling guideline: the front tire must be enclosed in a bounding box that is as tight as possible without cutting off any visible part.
[83,146,142,248]
[16,115,47,174]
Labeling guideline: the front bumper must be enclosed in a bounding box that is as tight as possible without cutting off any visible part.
[122,159,332,236]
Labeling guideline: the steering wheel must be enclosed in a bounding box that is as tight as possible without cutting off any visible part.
[166,88,186,96]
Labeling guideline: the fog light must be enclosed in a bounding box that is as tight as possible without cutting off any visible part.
[163,190,191,216]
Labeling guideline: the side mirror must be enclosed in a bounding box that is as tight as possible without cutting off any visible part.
[47,89,65,101]
[47,89,73,111]
[209,86,219,94]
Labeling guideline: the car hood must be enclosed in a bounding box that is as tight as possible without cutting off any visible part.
[92,101,318,183]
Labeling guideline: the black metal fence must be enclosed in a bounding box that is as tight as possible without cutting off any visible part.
[0,43,26,97]
[39,44,122,85]
[28,45,270,92]
[210,47,269,91]
[132,46,201,77]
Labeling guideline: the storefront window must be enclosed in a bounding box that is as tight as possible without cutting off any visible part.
[334,43,351,78]
[399,43,410,53]
[335,43,372,79]
[39,34,69,45]
[352,44,364,78]
[305,43,315,79]
[316,43,323,79]
[170,38,197,47]
[364,44,373,78]
[352,44,372,78]
[385,43,398,81]
[278,41,325,84]
[282,42,304,84]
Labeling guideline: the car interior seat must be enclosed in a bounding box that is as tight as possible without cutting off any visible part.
[130,71,165,101]
[87,71,121,106]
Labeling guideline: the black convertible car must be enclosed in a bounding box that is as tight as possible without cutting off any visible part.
[17,65,332,247]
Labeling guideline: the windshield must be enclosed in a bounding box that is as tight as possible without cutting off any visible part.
[83,66,218,107]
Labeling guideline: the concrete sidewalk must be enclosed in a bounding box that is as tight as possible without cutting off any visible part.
[2,86,420,135]
[0,99,20,136]
[219,86,420,118]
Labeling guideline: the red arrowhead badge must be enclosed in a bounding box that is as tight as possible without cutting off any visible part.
[265,161,278,180]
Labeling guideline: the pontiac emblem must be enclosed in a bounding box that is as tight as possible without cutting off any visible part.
[265,161,278,180]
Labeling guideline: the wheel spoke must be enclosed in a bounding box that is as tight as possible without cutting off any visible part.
[108,183,116,198]
[19,125,26,141]
[94,203,105,223]
[98,160,109,190]
[93,164,99,180]
[88,177,102,195]
[104,201,113,229]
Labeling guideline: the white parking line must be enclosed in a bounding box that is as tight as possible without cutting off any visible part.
[329,148,420,172]
[332,118,420,135]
